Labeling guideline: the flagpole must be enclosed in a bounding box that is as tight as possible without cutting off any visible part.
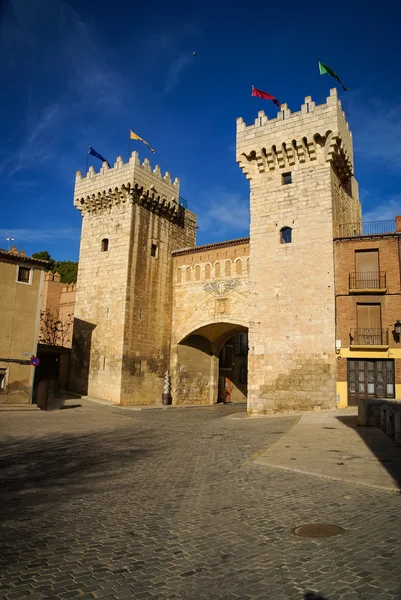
[86,144,89,175]
[250,83,253,125]
[318,58,323,105]
[128,130,131,160]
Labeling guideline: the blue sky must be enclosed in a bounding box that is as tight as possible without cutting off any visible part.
[1,0,401,261]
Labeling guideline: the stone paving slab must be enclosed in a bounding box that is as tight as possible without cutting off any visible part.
[0,404,40,411]
[254,408,401,491]
[1,399,401,599]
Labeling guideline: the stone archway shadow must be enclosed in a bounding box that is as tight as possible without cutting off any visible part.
[171,321,248,406]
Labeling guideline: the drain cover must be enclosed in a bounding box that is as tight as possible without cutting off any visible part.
[293,523,345,538]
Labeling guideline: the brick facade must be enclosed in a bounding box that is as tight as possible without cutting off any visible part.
[334,234,401,406]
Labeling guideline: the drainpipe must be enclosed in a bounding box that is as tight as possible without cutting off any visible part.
[398,236,401,289]
[396,216,401,288]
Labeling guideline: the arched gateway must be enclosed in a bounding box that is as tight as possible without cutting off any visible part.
[171,321,249,405]
[171,239,250,405]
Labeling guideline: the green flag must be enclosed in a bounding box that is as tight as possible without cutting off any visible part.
[318,60,349,91]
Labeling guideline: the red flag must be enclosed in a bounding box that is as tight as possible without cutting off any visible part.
[251,86,281,108]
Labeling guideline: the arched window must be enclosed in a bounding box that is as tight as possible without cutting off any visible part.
[186,267,191,281]
[176,268,182,284]
[280,227,292,244]
[205,264,211,279]
[235,259,242,276]
[225,261,231,276]
[215,262,221,277]
[101,238,109,252]
[195,265,200,281]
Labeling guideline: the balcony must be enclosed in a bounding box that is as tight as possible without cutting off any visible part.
[350,328,389,349]
[349,271,387,293]
[338,220,396,238]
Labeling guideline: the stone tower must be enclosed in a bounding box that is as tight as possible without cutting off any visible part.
[236,88,361,414]
[70,152,196,405]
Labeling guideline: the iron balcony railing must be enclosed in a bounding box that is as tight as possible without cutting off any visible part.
[350,328,389,346]
[339,220,396,238]
[349,271,386,290]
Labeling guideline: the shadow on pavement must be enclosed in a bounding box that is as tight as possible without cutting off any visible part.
[336,414,401,490]
[0,427,154,519]
[305,593,328,600]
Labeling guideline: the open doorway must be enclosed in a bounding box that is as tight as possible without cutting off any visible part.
[218,332,248,403]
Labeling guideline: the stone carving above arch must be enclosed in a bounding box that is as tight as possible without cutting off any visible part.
[203,279,241,298]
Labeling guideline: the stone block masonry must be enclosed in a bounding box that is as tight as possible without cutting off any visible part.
[237,88,361,414]
[70,151,196,404]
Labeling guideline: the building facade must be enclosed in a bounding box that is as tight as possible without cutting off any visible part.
[334,223,401,408]
[0,247,48,404]
[70,88,400,413]
[70,152,196,404]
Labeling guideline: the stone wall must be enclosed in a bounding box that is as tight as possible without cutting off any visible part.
[237,88,361,414]
[40,273,76,348]
[70,152,196,404]
[172,239,250,344]
[120,204,196,405]
[171,239,250,404]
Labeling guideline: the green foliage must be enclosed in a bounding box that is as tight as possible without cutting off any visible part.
[32,250,78,284]
[32,250,55,269]
[54,260,78,284]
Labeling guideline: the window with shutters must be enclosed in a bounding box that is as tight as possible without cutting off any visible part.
[17,266,31,284]
[352,303,386,345]
[350,249,385,290]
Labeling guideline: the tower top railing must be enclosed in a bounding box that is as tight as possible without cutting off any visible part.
[338,220,397,238]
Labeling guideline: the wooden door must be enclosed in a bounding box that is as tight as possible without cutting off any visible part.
[348,359,394,405]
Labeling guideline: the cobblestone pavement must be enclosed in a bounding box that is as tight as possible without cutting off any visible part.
[1,399,401,600]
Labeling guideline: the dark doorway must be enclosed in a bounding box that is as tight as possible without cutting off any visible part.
[218,333,248,403]
[347,359,394,406]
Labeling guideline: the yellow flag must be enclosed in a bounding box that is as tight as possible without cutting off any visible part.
[130,129,155,153]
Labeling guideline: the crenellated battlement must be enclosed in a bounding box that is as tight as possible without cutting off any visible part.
[74,151,183,223]
[236,88,354,183]
[76,151,179,188]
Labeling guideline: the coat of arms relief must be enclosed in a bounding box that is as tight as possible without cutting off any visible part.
[203,279,241,316]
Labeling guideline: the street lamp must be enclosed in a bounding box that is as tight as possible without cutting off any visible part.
[395,320,401,338]
[6,237,14,250]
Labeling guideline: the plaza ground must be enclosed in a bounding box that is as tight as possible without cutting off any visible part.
[1,399,401,600]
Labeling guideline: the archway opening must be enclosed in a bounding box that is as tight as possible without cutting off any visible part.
[174,322,248,405]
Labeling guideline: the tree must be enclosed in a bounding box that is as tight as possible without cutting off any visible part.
[32,251,55,270]
[54,260,78,284]
[32,251,78,283]
[39,310,73,347]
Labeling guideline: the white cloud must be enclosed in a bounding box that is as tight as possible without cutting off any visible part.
[0,0,130,179]
[363,194,401,222]
[195,188,250,240]
[164,53,192,93]
[348,94,401,169]
[0,228,80,244]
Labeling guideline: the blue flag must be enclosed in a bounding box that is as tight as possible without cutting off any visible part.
[88,145,111,167]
